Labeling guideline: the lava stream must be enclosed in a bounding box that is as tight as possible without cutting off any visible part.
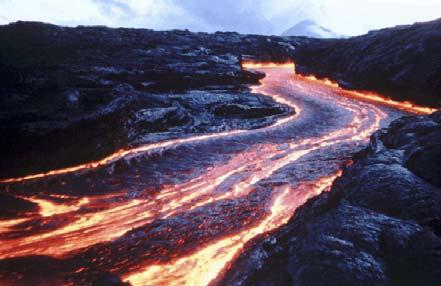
[0,79,300,184]
[0,62,435,286]
[123,173,340,286]
[0,66,381,260]
[118,67,388,285]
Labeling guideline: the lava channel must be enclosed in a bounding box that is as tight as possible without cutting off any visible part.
[0,61,436,286]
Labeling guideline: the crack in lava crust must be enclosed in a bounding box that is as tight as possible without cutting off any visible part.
[0,62,434,286]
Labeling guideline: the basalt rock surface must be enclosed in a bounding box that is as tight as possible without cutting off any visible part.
[0,21,300,178]
[2,19,441,178]
[219,111,441,286]
[292,18,441,107]
[1,19,441,286]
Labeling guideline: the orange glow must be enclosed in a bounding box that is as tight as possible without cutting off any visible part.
[0,70,302,259]
[241,61,296,70]
[300,75,437,115]
[0,66,299,185]
[0,132,241,183]
[121,65,388,285]
[123,172,341,286]
[0,198,154,259]
[0,218,30,234]
[2,61,432,185]
[242,60,436,115]
[1,61,430,286]
[25,197,89,217]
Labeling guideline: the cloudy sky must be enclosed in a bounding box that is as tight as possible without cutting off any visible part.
[0,0,440,36]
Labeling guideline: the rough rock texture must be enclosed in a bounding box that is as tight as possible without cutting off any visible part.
[0,21,300,178]
[219,111,441,286]
[292,18,441,107]
[1,19,441,286]
[2,19,441,178]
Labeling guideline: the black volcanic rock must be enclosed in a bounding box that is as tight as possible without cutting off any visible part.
[0,21,300,178]
[0,193,38,218]
[2,19,441,178]
[219,111,441,286]
[1,19,441,286]
[292,18,441,107]
[91,273,130,286]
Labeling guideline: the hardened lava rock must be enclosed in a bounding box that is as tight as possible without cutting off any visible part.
[219,111,441,286]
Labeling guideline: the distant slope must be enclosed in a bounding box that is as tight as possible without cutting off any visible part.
[292,18,441,107]
[281,19,340,38]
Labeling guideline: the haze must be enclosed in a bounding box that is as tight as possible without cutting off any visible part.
[0,0,440,36]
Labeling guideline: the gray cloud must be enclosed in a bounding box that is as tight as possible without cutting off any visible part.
[172,0,274,34]
[93,0,134,17]
[0,0,440,36]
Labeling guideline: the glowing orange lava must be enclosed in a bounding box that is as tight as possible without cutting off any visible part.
[118,65,388,285]
[1,60,434,286]
[0,68,298,185]
[2,61,434,185]
[25,197,90,217]
[123,172,340,286]
[241,61,296,70]
[300,75,437,114]
[243,61,436,115]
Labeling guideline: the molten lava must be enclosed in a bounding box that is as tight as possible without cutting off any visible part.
[241,61,296,70]
[0,60,435,286]
[2,61,434,185]
[300,75,437,115]
[242,61,436,115]
[123,173,340,286]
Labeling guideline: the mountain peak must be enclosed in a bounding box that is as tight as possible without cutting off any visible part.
[281,19,341,38]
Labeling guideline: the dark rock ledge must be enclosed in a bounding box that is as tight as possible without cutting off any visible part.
[2,19,441,178]
[291,18,441,108]
[0,21,297,178]
[219,111,441,286]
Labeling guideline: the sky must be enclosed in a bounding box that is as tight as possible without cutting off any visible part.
[0,0,440,36]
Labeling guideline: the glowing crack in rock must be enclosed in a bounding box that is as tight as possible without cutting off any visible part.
[0,61,436,286]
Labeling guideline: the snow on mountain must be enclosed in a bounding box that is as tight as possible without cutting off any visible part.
[281,19,341,38]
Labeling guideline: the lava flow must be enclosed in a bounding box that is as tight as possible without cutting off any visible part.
[242,61,437,115]
[0,61,434,286]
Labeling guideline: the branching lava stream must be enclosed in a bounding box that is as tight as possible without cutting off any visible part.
[0,62,433,286]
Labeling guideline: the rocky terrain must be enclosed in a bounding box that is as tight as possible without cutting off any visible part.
[292,18,441,107]
[2,19,441,178]
[0,21,298,178]
[1,19,441,286]
[219,111,441,286]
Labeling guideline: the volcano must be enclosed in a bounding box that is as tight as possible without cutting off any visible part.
[281,19,341,38]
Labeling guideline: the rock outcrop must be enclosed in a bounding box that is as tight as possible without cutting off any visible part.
[292,18,441,107]
[2,19,441,178]
[219,111,441,286]
[1,19,441,286]
[0,21,298,178]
